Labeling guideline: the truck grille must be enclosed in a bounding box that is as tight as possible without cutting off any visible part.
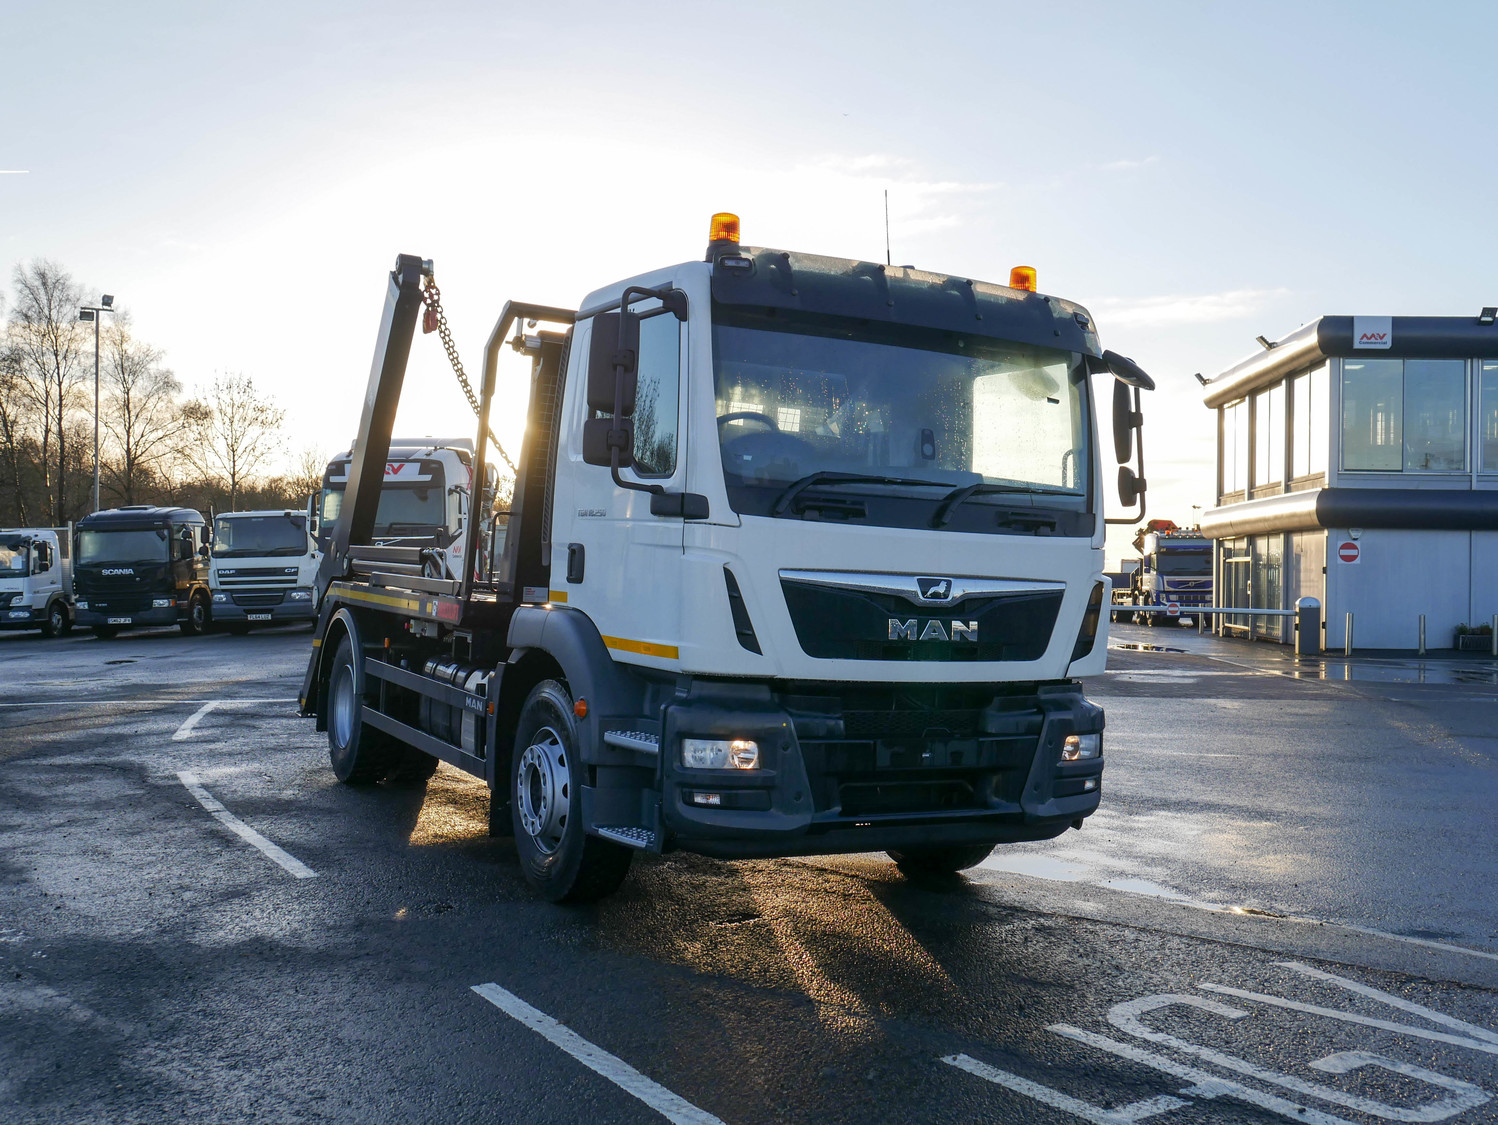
[231,592,286,607]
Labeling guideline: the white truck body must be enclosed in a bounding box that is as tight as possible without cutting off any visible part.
[208,510,320,628]
[0,527,74,636]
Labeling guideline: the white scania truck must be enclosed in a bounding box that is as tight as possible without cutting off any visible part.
[0,527,74,637]
[298,215,1153,902]
[208,509,321,632]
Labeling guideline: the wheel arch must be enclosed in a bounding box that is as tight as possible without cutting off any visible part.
[310,606,366,732]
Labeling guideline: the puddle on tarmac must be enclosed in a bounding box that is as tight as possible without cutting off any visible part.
[1110,644,1187,654]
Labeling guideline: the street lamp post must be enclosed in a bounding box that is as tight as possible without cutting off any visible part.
[78,294,116,514]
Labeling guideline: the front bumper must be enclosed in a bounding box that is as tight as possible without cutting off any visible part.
[0,605,43,630]
[597,679,1105,860]
[75,605,177,629]
[211,599,316,623]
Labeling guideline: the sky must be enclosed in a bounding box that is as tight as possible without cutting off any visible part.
[3,1,1494,563]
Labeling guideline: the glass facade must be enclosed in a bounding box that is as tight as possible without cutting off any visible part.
[1481,361,1498,472]
[1252,384,1284,486]
[1221,399,1248,495]
[1342,357,1467,472]
[1291,364,1328,479]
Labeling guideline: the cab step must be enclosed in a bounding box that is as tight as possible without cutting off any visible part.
[594,825,658,851]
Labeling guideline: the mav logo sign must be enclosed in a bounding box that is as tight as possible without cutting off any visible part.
[1353,316,1393,350]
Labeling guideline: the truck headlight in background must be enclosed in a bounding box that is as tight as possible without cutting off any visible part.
[288,588,312,601]
[212,592,228,603]
[75,600,88,609]
[152,597,174,609]
[1061,733,1101,761]
[681,738,760,770]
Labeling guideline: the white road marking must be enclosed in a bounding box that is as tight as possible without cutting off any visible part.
[176,771,316,879]
[0,698,294,707]
[1276,961,1498,1043]
[471,982,725,1125]
[172,701,222,740]
[943,1053,1190,1124]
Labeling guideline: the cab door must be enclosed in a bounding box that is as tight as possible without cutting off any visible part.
[553,291,687,664]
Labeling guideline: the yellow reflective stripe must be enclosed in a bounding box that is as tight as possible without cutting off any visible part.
[311,637,322,648]
[332,586,422,613]
[548,590,568,603]
[601,634,679,660]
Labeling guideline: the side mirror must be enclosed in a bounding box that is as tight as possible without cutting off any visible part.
[582,417,634,467]
[1101,349,1155,390]
[1118,466,1146,508]
[198,543,210,559]
[305,494,318,537]
[1112,380,1137,464]
[587,310,639,416]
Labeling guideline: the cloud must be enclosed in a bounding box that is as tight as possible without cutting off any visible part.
[1089,288,1290,328]
[1097,156,1158,172]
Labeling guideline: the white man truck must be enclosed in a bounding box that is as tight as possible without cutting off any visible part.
[299,216,1153,902]
[209,510,321,632]
[312,439,494,581]
[0,527,74,637]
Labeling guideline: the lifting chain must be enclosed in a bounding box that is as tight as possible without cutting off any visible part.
[419,277,517,477]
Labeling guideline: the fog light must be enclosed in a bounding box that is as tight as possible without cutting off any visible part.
[212,592,227,603]
[1062,733,1101,761]
[288,588,312,601]
[681,738,760,770]
[690,791,722,807]
[75,599,88,609]
[1083,778,1098,791]
[152,597,174,609]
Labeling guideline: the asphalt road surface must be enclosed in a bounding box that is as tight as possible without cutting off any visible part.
[2,622,1496,1124]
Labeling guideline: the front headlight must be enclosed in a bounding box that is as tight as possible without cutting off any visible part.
[75,599,88,609]
[152,597,174,609]
[288,588,312,601]
[680,738,760,770]
[1061,733,1101,761]
[212,592,228,603]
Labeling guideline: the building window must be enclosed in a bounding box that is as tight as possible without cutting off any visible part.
[1221,399,1248,495]
[1341,357,1466,472]
[1291,363,1329,479]
[1483,361,1498,471]
[1252,383,1284,487]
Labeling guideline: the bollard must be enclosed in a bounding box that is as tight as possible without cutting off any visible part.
[1294,597,1320,657]
[1419,614,1426,656]
[1345,611,1354,657]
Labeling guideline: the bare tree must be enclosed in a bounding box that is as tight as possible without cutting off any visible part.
[287,445,326,502]
[186,374,287,511]
[99,316,189,505]
[7,261,89,525]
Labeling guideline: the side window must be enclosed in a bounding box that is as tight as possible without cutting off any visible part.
[631,312,681,477]
[174,526,194,561]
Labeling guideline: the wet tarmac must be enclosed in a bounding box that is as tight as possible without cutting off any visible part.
[2,624,1495,1123]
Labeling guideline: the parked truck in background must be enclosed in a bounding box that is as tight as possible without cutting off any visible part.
[299,215,1154,902]
[0,527,74,637]
[209,510,321,633]
[1121,519,1212,625]
[311,438,494,581]
[73,506,213,638]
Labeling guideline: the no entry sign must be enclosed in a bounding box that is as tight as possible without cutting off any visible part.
[1338,541,1361,564]
[1166,601,1181,617]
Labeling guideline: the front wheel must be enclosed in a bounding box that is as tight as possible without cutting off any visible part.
[325,636,399,784]
[40,601,69,638]
[180,592,209,636]
[511,679,632,903]
[888,844,995,876]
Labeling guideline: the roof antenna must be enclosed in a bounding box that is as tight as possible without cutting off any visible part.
[884,189,891,267]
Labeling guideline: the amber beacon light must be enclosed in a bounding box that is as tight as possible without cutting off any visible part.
[1009,265,1037,292]
[709,212,741,243]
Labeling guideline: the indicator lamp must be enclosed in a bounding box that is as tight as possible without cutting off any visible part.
[1009,265,1037,292]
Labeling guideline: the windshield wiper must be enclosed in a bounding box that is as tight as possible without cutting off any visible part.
[932,482,1075,528]
[769,472,948,516]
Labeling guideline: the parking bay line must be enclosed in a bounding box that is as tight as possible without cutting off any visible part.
[0,698,295,707]
[471,983,726,1125]
[176,771,317,879]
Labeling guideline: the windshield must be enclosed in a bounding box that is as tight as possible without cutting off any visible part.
[711,308,1090,528]
[0,536,28,576]
[319,479,447,538]
[214,514,308,557]
[78,528,168,566]
[1154,550,1212,576]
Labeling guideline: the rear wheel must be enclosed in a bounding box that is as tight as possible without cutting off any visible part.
[326,636,399,784]
[40,601,69,638]
[180,592,209,636]
[888,844,995,876]
[511,679,632,903]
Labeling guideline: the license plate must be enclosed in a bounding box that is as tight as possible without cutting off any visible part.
[247,613,272,621]
[108,617,132,625]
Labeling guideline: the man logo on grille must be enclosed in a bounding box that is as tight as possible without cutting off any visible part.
[916,577,952,601]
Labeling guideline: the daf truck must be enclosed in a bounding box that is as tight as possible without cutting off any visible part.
[73,506,213,638]
[0,527,74,637]
[209,509,321,632]
[299,215,1153,902]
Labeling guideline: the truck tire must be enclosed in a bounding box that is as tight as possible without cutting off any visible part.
[180,592,209,636]
[40,601,69,638]
[887,844,995,876]
[326,636,399,784]
[511,679,632,903]
[384,747,440,786]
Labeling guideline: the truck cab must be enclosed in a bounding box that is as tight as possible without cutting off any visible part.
[312,439,491,580]
[0,528,73,637]
[209,510,321,632]
[73,506,212,638]
[1129,520,1212,624]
